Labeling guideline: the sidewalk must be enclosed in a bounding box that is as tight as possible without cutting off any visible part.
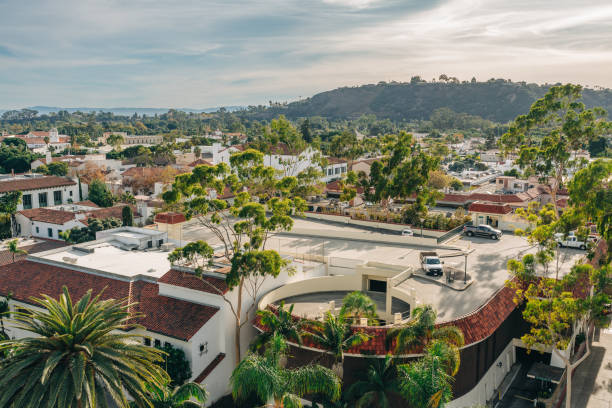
[568,327,612,407]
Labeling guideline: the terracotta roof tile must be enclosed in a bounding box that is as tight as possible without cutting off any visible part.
[159,269,229,295]
[0,260,218,341]
[0,239,67,266]
[0,176,76,193]
[154,212,187,224]
[468,202,513,215]
[255,284,519,355]
[194,353,226,383]
[18,208,78,225]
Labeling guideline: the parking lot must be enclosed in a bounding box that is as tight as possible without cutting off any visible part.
[181,218,587,322]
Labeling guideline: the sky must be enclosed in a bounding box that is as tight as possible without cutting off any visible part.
[1,0,612,109]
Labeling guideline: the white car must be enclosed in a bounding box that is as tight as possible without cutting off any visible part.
[555,233,587,250]
[401,228,414,236]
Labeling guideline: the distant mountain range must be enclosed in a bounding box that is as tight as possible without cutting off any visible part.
[0,106,244,116]
[243,80,612,123]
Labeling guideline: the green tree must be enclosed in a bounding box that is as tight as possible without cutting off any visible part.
[88,178,115,207]
[500,84,609,215]
[131,382,207,408]
[0,293,11,342]
[156,343,192,387]
[346,354,401,408]
[122,205,134,226]
[517,264,609,408]
[304,311,370,378]
[231,333,340,408]
[397,340,459,408]
[163,149,305,364]
[0,287,168,407]
[0,191,22,237]
[107,133,125,150]
[387,305,464,354]
[250,301,306,352]
[7,239,27,263]
[46,161,69,176]
[339,291,378,325]
[62,217,122,243]
[568,159,611,247]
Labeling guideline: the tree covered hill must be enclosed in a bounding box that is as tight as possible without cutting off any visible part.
[250,79,612,123]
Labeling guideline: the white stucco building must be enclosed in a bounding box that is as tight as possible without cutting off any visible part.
[0,174,80,210]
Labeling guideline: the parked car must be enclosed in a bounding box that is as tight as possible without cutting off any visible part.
[554,233,588,250]
[420,251,443,276]
[463,224,503,240]
[401,228,414,236]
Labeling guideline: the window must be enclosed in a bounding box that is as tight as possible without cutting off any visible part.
[22,194,32,209]
[158,239,164,246]
[154,339,161,347]
[164,341,171,348]
[38,192,48,207]
[327,169,333,176]
[53,190,62,205]
[144,338,151,346]
[35,226,39,234]
[69,190,73,197]
[335,167,340,175]
[147,240,153,248]
[48,228,53,238]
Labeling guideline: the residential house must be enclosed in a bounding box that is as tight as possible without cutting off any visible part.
[0,128,71,152]
[468,201,530,231]
[0,225,327,405]
[323,157,348,182]
[350,158,382,177]
[0,174,80,210]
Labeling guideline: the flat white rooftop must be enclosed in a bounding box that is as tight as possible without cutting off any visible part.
[114,231,149,239]
[40,241,171,279]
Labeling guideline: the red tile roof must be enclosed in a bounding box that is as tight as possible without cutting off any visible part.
[255,284,519,355]
[159,269,229,295]
[73,200,99,208]
[0,261,219,341]
[121,167,180,178]
[18,208,80,225]
[325,180,365,194]
[193,353,226,383]
[468,202,513,215]
[0,176,76,193]
[155,212,187,225]
[86,204,138,220]
[0,239,67,266]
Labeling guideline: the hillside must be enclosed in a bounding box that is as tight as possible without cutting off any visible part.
[251,80,612,123]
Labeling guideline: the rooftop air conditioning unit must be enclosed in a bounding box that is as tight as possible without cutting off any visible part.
[62,256,77,264]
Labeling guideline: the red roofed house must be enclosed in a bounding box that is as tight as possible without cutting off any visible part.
[468,201,530,231]
[0,174,79,211]
[0,226,326,404]
[323,157,348,182]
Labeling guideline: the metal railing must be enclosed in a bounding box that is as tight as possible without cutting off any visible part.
[437,221,472,244]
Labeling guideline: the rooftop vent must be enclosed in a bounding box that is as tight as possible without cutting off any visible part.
[62,256,77,264]
[73,246,94,254]
[147,268,156,274]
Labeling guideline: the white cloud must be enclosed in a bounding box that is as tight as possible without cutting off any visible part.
[1,0,611,108]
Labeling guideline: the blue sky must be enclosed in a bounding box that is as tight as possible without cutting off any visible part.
[1,0,612,109]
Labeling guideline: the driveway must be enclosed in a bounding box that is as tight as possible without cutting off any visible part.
[569,326,612,408]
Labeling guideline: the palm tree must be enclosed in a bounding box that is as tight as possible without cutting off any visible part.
[340,291,378,325]
[0,286,169,408]
[231,333,341,408]
[7,239,27,263]
[304,312,370,378]
[397,340,459,408]
[0,293,11,341]
[387,305,464,354]
[251,301,307,353]
[346,354,401,408]
[131,381,208,408]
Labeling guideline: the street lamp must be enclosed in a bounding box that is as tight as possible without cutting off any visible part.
[463,244,472,284]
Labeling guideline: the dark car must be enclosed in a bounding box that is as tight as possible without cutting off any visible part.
[463,224,503,240]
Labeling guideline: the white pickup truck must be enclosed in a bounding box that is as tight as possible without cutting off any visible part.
[555,233,587,250]
[420,251,443,276]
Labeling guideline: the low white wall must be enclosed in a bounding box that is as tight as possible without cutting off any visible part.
[303,212,448,237]
[258,275,363,310]
[447,341,516,408]
[283,227,446,248]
